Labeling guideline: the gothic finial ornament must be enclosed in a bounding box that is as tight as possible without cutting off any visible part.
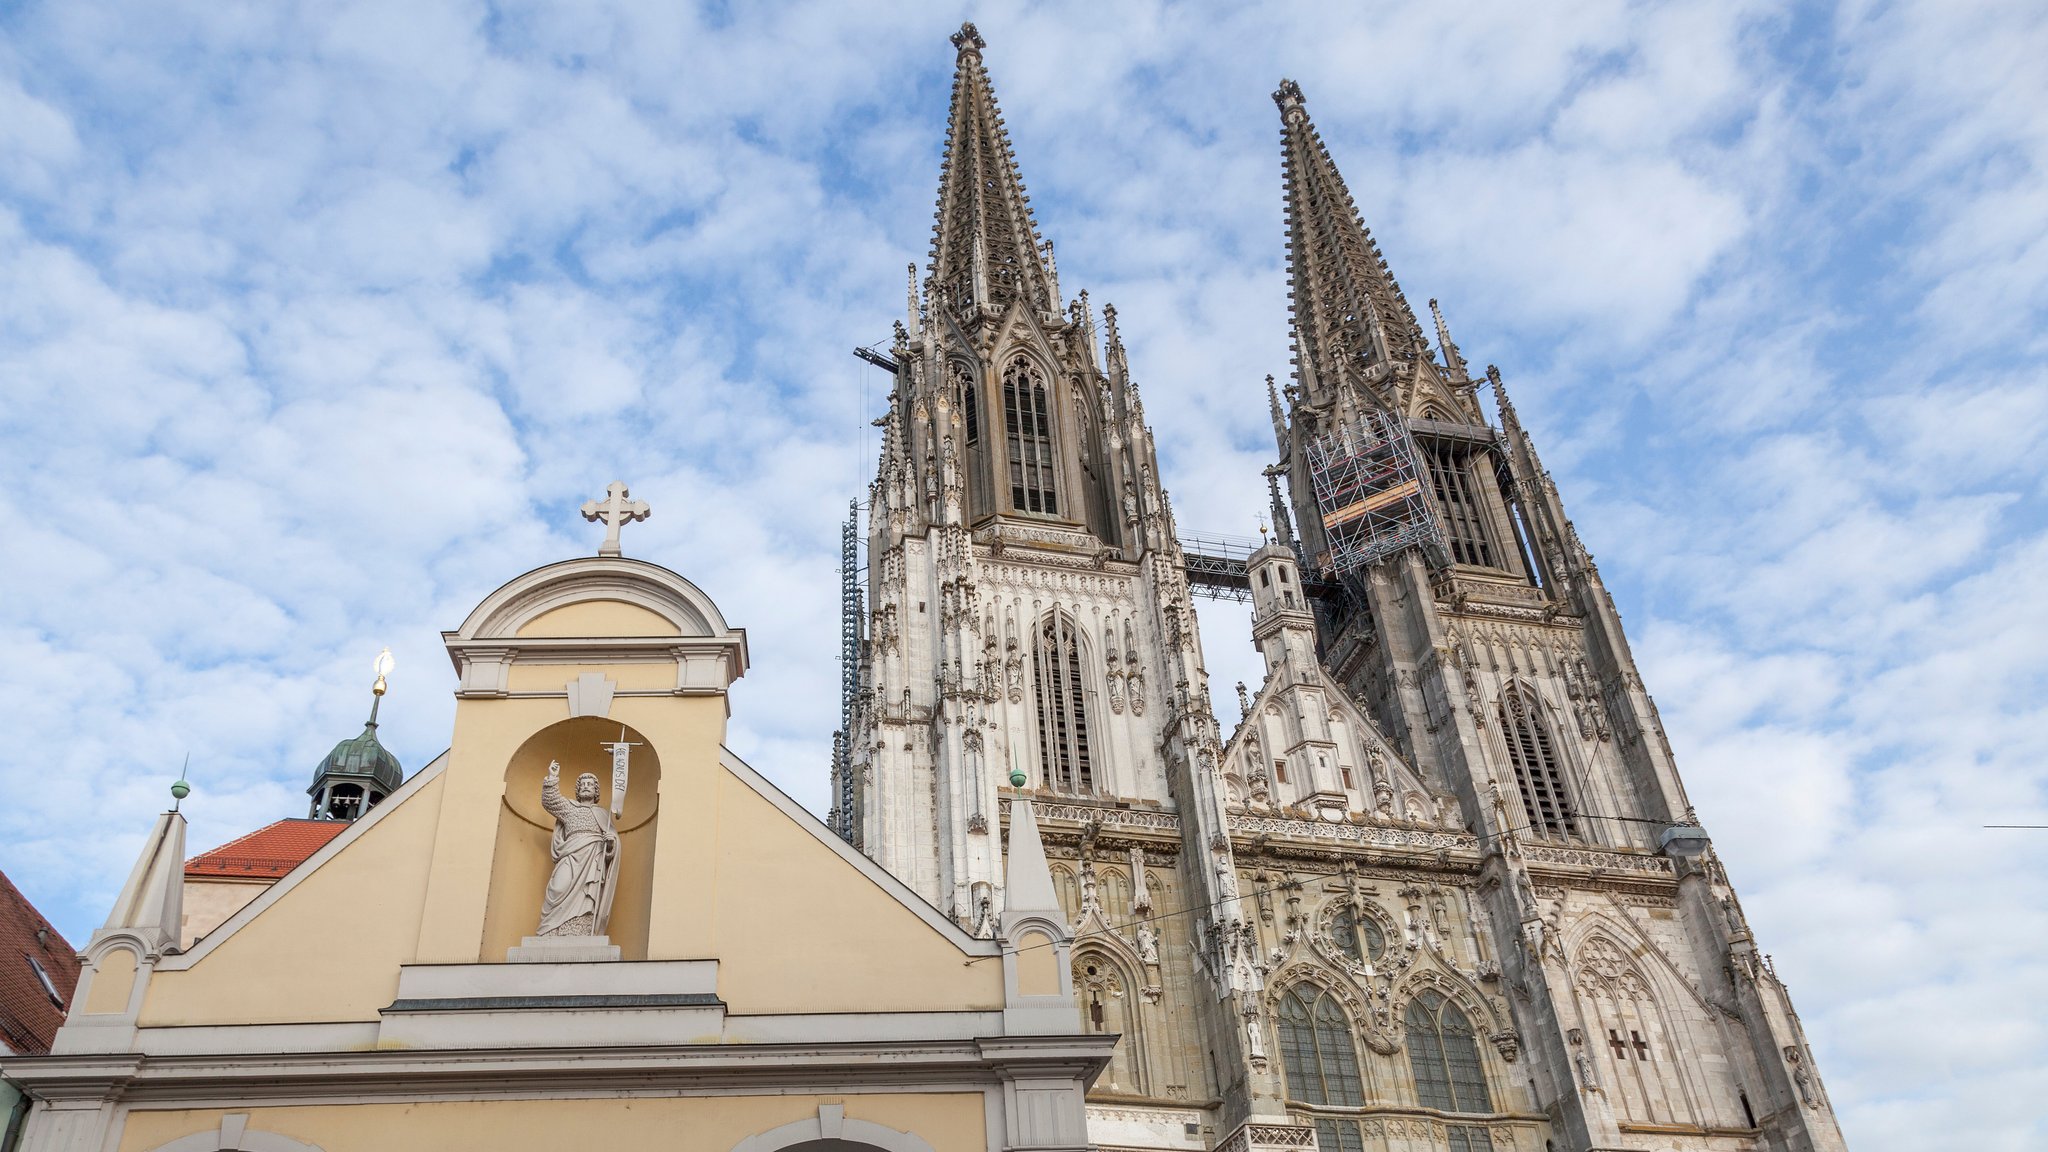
[950,21,984,54]
[536,760,621,939]
[581,481,651,557]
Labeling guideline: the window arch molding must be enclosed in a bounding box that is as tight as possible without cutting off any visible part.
[998,351,1062,516]
[148,1121,326,1152]
[1072,945,1149,1094]
[1031,608,1097,793]
[948,357,984,443]
[1402,987,1495,1116]
[1565,928,1703,1127]
[1491,679,1586,840]
[729,1108,938,1152]
[1273,980,1367,1107]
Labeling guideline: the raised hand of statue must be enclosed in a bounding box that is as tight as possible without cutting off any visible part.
[546,760,561,784]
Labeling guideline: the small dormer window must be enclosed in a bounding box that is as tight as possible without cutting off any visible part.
[26,952,63,1007]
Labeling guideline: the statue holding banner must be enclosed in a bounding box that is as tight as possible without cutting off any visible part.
[537,760,621,938]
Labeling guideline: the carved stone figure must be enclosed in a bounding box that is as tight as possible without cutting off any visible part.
[538,761,621,938]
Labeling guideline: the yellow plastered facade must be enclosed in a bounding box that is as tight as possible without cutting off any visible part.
[138,558,1002,1024]
[141,771,445,1026]
[514,598,680,637]
[116,1093,988,1152]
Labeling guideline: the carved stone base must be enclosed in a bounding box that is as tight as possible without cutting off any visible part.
[1216,1118,1316,1152]
[506,934,621,963]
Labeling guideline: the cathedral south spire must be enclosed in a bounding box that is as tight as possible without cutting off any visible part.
[930,22,1057,324]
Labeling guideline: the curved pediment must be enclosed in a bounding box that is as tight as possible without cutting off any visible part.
[452,557,734,641]
[441,556,748,698]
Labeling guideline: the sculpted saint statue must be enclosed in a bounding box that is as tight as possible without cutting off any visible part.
[538,761,620,938]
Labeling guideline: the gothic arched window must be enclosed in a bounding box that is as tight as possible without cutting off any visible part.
[1406,990,1492,1113]
[1499,687,1579,838]
[1003,357,1059,514]
[953,359,980,446]
[1033,612,1093,792]
[1277,985,1364,1106]
[1074,952,1145,1094]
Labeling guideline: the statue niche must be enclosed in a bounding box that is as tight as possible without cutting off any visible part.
[482,717,661,962]
[537,761,620,938]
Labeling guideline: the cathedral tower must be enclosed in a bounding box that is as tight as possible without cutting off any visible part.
[846,22,1260,1129]
[1259,80,1849,1151]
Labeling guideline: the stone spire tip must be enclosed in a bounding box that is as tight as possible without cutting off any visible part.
[951,22,985,55]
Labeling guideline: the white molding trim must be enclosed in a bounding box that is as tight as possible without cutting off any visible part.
[450,556,740,645]
[718,748,999,957]
[161,750,449,970]
[147,1113,324,1151]
[730,1105,936,1152]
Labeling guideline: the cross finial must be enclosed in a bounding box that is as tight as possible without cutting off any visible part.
[581,481,651,557]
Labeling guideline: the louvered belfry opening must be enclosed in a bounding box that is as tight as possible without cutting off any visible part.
[1004,357,1059,515]
[1032,611,1092,792]
[1424,441,1500,568]
[1499,687,1579,838]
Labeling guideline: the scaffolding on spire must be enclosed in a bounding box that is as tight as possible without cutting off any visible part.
[1303,411,1442,576]
[829,499,864,842]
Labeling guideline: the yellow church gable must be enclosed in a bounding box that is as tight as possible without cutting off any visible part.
[108,549,1019,1038]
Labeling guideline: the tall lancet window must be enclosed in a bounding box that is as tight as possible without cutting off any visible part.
[955,360,990,514]
[1277,985,1364,1107]
[1033,611,1093,792]
[1405,990,1493,1114]
[1004,357,1059,514]
[1425,442,1500,568]
[1499,686,1579,838]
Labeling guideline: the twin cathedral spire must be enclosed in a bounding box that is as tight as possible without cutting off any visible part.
[846,25,1847,1152]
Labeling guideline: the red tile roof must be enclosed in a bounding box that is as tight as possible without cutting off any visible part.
[184,819,350,880]
[0,869,80,1056]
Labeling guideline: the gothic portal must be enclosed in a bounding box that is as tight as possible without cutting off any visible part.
[841,24,1849,1152]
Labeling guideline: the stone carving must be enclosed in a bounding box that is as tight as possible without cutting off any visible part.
[538,761,621,938]
[1568,1027,1598,1088]
[1787,1045,1819,1107]
[579,481,651,557]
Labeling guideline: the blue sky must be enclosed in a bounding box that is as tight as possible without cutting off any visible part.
[2,1,2043,1146]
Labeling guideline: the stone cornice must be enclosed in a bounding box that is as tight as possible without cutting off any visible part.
[4,1034,1117,1104]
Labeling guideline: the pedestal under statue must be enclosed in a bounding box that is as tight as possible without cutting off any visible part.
[508,760,622,963]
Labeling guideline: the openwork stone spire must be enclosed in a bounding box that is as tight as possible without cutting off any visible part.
[1274,79,1429,409]
[930,23,1057,321]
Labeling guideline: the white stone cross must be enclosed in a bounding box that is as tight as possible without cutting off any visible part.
[581,481,651,557]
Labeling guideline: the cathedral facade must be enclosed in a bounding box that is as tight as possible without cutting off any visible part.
[841,25,1849,1152]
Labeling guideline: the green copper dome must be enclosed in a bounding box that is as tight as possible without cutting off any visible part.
[308,721,405,800]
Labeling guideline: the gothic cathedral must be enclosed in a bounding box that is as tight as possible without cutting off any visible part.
[841,25,1849,1152]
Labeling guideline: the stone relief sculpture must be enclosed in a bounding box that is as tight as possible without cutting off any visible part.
[539,760,621,938]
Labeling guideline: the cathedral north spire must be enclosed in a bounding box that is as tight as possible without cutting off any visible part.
[930,23,1057,322]
[1275,79,1430,411]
